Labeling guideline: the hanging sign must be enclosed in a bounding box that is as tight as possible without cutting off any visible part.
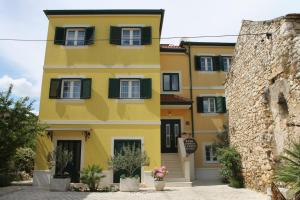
[184,138,198,154]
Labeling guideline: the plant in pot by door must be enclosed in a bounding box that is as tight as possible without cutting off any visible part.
[49,146,73,191]
[152,166,168,191]
[109,145,150,192]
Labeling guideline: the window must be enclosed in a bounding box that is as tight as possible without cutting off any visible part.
[121,28,141,46]
[200,57,213,71]
[223,57,232,72]
[66,28,86,46]
[203,97,216,113]
[166,124,171,148]
[174,124,179,147]
[120,79,140,99]
[204,144,217,163]
[61,79,81,99]
[163,73,179,91]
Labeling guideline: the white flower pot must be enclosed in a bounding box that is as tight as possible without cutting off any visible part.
[119,177,140,192]
[50,177,71,191]
[154,180,166,191]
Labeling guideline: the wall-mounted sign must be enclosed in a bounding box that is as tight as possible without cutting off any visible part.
[184,138,198,154]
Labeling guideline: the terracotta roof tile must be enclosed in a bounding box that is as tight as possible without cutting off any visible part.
[161,94,192,105]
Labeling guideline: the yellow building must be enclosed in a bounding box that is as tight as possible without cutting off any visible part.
[34,9,235,187]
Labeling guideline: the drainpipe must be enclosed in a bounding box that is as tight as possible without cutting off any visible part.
[187,43,195,138]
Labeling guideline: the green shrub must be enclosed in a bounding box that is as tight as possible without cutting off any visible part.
[217,147,244,188]
[14,147,35,175]
[80,164,106,191]
[274,143,300,196]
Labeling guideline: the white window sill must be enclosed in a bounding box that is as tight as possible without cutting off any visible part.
[117,45,145,49]
[56,99,85,103]
[200,113,221,116]
[116,99,144,103]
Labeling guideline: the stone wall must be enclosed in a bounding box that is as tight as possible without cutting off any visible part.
[225,14,300,192]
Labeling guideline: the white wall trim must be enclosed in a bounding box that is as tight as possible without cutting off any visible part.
[57,75,87,78]
[116,24,145,27]
[161,105,191,109]
[42,120,161,125]
[44,65,160,69]
[197,94,225,97]
[115,75,144,78]
[63,24,91,27]
[46,127,91,131]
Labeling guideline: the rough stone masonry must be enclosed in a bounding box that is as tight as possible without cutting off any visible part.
[225,14,300,192]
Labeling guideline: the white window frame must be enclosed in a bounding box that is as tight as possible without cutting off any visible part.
[200,57,213,71]
[223,57,232,72]
[203,143,218,163]
[61,79,81,99]
[65,28,86,46]
[121,28,141,46]
[203,97,216,113]
[119,79,140,99]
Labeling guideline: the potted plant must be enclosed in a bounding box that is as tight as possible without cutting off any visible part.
[80,164,106,191]
[49,146,73,191]
[152,166,168,191]
[109,145,150,192]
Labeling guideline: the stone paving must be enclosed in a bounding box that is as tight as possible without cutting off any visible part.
[0,184,268,200]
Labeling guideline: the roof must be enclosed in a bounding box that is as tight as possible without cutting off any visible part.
[180,41,236,47]
[44,9,165,36]
[160,44,186,53]
[161,94,192,105]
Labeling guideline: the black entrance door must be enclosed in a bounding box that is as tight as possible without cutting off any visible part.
[161,119,181,153]
[113,139,141,183]
[56,140,81,183]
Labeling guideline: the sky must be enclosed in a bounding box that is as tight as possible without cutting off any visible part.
[0,0,299,113]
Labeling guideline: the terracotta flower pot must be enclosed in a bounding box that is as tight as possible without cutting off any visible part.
[154,180,166,191]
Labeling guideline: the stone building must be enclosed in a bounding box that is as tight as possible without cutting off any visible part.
[225,14,300,191]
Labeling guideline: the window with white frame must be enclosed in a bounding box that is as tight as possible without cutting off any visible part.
[223,57,232,72]
[204,144,217,163]
[65,28,86,46]
[203,97,216,113]
[121,28,141,46]
[163,73,179,91]
[200,57,213,71]
[61,79,81,99]
[120,79,140,99]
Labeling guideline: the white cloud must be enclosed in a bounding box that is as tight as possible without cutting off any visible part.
[0,75,40,97]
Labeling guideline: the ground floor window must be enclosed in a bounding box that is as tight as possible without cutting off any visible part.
[204,143,217,163]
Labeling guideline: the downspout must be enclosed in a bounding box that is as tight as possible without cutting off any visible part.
[187,43,195,138]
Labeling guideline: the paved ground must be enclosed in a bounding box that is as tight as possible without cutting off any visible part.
[0,184,268,200]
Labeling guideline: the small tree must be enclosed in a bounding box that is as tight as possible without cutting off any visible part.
[14,147,36,175]
[52,146,73,177]
[108,145,150,178]
[80,164,106,191]
[274,143,300,196]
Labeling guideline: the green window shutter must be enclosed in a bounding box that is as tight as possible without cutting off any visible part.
[194,56,201,71]
[84,27,95,45]
[54,27,66,45]
[216,96,226,113]
[141,27,152,45]
[213,56,220,71]
[49,79,62,99]
[80,78,92,99]
[108,78,120,98]
[140,78,152,99]
[197,97,204,113]
[110,26,122,45]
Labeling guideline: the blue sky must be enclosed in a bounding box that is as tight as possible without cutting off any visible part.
[0,0,299,113]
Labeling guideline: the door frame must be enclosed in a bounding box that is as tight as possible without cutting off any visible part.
[111,137,144,183]
[160,118,182,153]
[53,136,85,172]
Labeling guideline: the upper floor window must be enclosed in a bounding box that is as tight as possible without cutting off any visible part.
[223,57,232,72]
[121,28,141,46]
[120,79,140,99]
[65,28,86,46]
[197,96,226,113]
[200,57,213,71]
[204,144,217,163]
[62,79,81,98]
[163,73,179,91]
[49,78,92,99]
[203,97,216,113]
[54,27,95,46]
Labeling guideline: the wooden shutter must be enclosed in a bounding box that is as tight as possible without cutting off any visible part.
[80,78,92,99]
[140,78,152,99]
[54,27,66,45]
[108,78,120,98]
[213,56,220,71]
[216,96,226,113]
[141,27,152,45]
[49,79,62,99]
[197,97,204,113]
[110,26,122,45]
[84,27,95,45]
[194,56,201,70]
